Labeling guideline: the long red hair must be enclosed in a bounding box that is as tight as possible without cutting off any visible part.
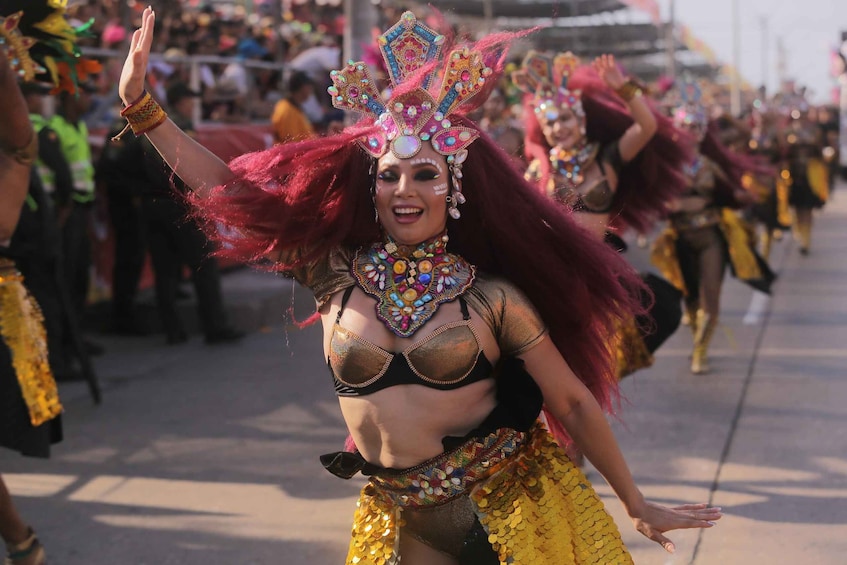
[524,65,692,234]
[188,30,645,421]
[700,120,767,208]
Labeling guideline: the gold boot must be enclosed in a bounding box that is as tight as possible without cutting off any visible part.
[691,310,717,375]
[760,229,773,261]
[682,304,699,336]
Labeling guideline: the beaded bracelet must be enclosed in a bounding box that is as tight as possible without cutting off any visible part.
[616,80,643,102]
[112,90,168,141]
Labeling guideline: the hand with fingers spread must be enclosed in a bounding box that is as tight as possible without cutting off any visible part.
[629,501,723,553]
[593,54,627,91]
[119,6,156,105]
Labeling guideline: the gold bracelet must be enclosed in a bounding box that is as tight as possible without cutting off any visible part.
[113,90,168,141]
[4,129,38,166]
[616,80,643,102]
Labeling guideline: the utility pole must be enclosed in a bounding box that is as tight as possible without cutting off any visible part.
[665,0,676,79]
[776,35,787,90]
[483,0,494,34]
[730,0,742,116]
[760,15,769,94]
[344,0,377,65]
[570,0,581,53]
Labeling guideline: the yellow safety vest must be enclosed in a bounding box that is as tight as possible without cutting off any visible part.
[48,115,95,203]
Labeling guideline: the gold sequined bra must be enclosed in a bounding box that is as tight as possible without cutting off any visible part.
[328,287,493,396]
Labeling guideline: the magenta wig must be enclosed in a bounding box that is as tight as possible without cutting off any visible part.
[524,65,693,234]
[700,120,767,208]
[188,30,646,423]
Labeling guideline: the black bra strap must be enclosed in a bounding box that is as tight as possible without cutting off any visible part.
[458,296,471,321]
[336,286,355,323]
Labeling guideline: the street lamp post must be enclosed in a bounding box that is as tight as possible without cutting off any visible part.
[730,0,741,116]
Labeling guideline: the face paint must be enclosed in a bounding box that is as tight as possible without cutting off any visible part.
[410,157,444,175]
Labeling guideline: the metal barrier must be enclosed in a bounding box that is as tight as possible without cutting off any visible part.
[81,47,289,126]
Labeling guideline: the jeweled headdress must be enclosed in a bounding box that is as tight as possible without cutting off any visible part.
[512,50,584,123]
[672,77,709,135]
[328,11,494,219]
[0,0,101,92]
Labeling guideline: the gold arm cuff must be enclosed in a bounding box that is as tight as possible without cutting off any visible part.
[616,80,643,102]
[4,129,38,167]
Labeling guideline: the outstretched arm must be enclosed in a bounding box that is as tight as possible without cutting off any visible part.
[519,337,722,553]
[593,54,657,163]
[119,7,233,196]
[0,45,36,241]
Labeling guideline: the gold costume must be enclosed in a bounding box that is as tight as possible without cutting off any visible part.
[285,245,632,563]
[347,423,632,565]
[615,316,654,380]
[650,209,766,297]
[0,258,62,426]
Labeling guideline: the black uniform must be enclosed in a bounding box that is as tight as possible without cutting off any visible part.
[140,113,241,344]
[97,120,150,333]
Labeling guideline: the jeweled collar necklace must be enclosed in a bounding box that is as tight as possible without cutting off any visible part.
[353,233,475,338]
[548,139,599,190]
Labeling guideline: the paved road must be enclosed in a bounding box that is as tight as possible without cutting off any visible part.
[3,193,846,564]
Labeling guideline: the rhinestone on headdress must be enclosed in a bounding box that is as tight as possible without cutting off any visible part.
[672,77,709,133]
[329,11,491,218]
[0,12,45,81]
[512,51,585,123]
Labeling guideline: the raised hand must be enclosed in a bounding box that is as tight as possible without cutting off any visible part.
[630,501,722,553]
[593,54,627,91]
[119,6,155,105]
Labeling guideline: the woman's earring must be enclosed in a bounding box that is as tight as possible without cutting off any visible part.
[446,150,468,220]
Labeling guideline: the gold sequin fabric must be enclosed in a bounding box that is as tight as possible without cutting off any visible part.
[615,316,654,380]
[717,210,763,283]
[346,423,632,564]
[0,259,62,427]
[650,227,687,295]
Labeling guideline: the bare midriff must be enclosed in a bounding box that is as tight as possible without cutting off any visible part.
[321,289,502,469]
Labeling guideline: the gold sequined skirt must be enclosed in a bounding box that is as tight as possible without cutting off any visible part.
[615,316,654,380]
[346,422,632,564]
[0,258,62,427]
[651,210,768,297]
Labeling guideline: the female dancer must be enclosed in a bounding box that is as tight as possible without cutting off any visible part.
[119,9,721,563]
[783,106,829,255]
[745,105,790,260]
[652,84,776,374]
[1,2,98,561]
[516,51,689,378]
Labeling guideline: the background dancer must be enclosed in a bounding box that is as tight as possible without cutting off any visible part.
[517,51,689,380]
[652,81,776,375]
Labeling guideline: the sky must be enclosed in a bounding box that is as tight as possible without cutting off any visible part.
[663,0,847,103]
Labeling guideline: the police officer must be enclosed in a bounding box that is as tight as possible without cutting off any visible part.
[20,83,80,379]
[141,82,244,345]
[97,115,151,335]
[49,87,103,354]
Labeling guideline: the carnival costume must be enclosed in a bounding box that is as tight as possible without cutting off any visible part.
[651,84,776,374]
[185,13,649,563]
[782,109,828,255]
[515,51,688,379]
[0,0,99,461]
[0,2,98,562]
[745,107,791,260]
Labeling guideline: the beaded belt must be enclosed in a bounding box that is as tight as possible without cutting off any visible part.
[670,208,721,231]
[370,426,529,508]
